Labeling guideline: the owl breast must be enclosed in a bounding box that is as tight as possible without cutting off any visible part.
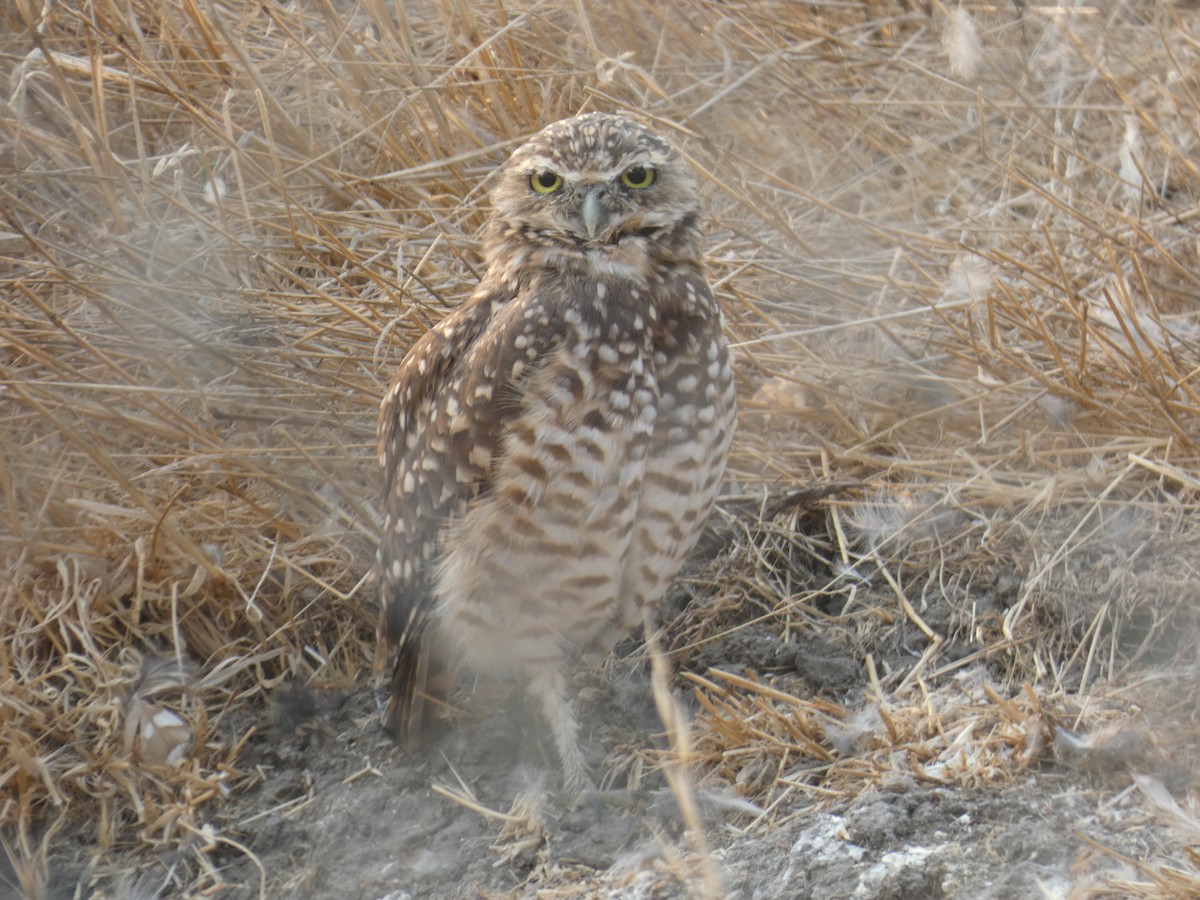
[430,273,734,678]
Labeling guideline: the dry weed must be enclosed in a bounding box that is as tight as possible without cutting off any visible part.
[2,0,1199,894]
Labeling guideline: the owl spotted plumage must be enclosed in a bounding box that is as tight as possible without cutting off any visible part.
[376,112,736,790]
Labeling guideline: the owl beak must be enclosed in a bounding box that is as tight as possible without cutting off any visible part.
[580,187,604,241]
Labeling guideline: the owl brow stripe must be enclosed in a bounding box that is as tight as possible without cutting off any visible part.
[519,159,662,183]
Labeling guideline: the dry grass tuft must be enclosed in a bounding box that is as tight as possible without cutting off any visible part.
[3,0,1200,894]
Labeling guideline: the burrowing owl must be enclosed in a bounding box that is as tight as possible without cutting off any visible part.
[376,112,736,790]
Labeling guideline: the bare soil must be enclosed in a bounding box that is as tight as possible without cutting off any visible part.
[34,581,1169,900]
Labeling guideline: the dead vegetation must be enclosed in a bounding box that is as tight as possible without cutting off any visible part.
[2,0,1199,896]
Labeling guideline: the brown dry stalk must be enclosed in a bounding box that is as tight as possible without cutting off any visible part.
[2,0,1200,895]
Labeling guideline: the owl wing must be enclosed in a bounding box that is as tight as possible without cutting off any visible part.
[375,282,571,741]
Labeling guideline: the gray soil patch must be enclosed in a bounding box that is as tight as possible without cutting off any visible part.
[80,660,1147,900]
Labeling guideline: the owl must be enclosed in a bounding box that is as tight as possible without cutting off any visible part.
[375,112,736,791]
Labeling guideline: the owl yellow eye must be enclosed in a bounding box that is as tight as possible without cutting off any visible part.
[531,170,563,194]
[621,165,655,189]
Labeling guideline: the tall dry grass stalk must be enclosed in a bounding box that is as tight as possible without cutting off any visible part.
[2,0,1199,894]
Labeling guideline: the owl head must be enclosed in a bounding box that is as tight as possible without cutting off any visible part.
[488,112,701,253]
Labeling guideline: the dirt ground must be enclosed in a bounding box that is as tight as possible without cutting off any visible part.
[215,691,1152,900]
[32,581,1177,900]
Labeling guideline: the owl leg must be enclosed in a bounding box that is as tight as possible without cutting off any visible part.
[527,666,590,793]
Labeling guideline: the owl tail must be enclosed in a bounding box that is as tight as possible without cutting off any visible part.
[374,608,453,746]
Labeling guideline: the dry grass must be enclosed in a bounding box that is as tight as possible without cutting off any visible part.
[2,0,1200,895]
